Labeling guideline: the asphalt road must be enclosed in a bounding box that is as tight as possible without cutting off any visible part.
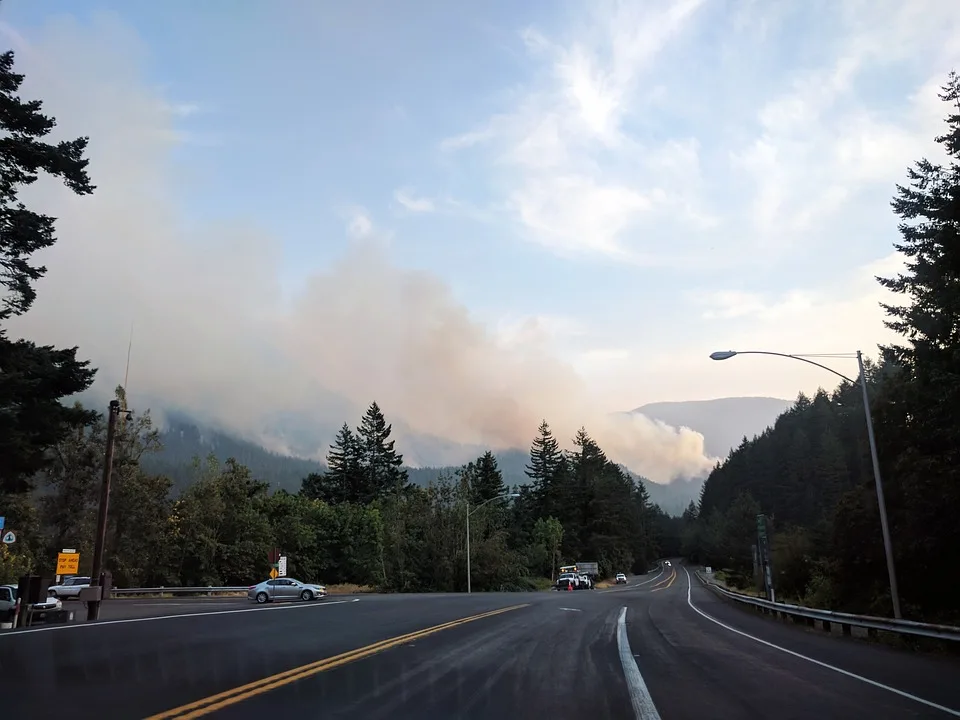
[1,565,957,719]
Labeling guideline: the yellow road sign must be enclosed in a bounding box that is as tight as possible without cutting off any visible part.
[269,567,278,579]
[56,552,80,575]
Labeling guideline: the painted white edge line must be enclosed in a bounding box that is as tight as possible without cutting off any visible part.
[1,597,361,638]
[681,567,960,718]
[617,606,663,720]
[601,567,666,594]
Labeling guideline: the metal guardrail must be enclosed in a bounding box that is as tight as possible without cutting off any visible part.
[697,572,960,642]
[110,586,248,597]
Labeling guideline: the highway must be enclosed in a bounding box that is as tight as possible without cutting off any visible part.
[1,564,957,719]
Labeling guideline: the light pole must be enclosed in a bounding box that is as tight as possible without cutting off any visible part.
[466,492,519,594]
[709,349,902,619]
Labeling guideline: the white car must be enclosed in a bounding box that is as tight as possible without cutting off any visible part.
[47,576,91,599]
[615,573,627,585]
[1,584,63,614]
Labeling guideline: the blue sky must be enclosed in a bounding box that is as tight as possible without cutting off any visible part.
[4,0,960,478]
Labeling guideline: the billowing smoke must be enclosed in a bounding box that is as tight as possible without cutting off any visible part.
[3,14,717,483]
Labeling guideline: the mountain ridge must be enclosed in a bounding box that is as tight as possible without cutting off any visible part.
[138,396,794,516]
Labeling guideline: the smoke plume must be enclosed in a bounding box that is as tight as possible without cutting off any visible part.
[3,14,717,482]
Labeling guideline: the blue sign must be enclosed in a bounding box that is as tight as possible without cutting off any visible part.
[0,516,5,531]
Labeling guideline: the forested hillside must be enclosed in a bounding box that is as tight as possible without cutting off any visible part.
[683,73,960,625]
[140,419,700,514]
[141,417,325,493]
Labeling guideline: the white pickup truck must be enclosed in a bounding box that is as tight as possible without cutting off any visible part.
[556,572,595,590]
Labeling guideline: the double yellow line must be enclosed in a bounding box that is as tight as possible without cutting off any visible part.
[146,603,529,719]
[650,566,677,592]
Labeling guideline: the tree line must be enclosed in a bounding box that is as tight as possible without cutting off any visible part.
[0,391,667,591]
[682,72,960,625]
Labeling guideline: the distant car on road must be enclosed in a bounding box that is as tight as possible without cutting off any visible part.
[248,578,327,604]
[615,573,627,584]
[47,576,91,599]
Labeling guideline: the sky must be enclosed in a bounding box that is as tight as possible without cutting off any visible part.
[2,0,959,482]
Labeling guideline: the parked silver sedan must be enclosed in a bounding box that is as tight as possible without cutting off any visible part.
[247,578,327,604]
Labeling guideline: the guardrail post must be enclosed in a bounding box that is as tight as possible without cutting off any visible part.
[822,620,831,633]
[842,623,851,636]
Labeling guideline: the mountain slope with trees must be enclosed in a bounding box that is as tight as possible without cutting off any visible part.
[684,73,960,624]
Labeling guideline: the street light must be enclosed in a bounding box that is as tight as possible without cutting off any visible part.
[710,349,902,619]
[466,492,520,594]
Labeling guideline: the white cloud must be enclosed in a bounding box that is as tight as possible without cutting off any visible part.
[440,0,960,268]
[440,0,713,262]
[439,129,494,151]
[394,188,436,213]
[730,2,960,248]
[165,102,203,118]
[347,210,374,238]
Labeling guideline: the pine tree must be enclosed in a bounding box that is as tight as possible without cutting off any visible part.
[471,451,506,505]
[880,72,960,363]
[879,71,960,459]
[316,423,363,504]
[525,420,562,481]
[0,49,97,494]
[525,420,565,518]
[872,71,960,620]
[356,401,409,500]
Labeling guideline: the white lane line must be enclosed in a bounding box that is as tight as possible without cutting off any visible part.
[559,607,582,612]
[601,568,666,594]
[617,606,663,720]
[1,598,361,638]
[681,567,960,718]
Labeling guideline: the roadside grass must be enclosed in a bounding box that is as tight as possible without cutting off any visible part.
[327,583,375,594]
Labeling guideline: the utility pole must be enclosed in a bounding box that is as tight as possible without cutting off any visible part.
[87,400,121,622]
[465,502,472,594]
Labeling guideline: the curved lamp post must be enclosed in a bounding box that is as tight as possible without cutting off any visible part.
[466,492,519,594]
[710,349,902,619]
